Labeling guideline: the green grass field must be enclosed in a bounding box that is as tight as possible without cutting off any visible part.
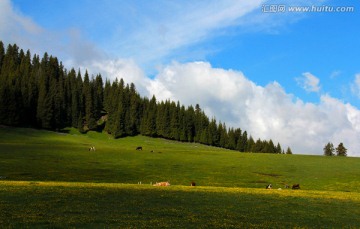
[1,126,360,228]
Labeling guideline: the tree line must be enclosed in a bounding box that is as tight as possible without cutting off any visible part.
[0,41,292,154]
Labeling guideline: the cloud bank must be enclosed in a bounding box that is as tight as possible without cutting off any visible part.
[147,62,360,156]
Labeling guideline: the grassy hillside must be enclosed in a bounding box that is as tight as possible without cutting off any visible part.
[1,126,359,191]
[1,126,360,228]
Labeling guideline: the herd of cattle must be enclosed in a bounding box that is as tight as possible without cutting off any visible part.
[89,145,300,189]
[143,181,300,189]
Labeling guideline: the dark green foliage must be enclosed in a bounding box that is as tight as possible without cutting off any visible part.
[83,71,97,130]
[286,147,293,155]
[0,41,4,73]
[276,143,282,154]
[324,142,335,156]
[140,95,157,137]
[0,41,287,153]
[0,44,21,126]
[336,142,347,156]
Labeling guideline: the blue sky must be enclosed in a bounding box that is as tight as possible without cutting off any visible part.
[2,0,360,155]
[9,0,360,105]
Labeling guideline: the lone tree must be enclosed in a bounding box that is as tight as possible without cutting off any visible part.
[336,143,347,156]
[286,147,293,155]
[323,142,335,156]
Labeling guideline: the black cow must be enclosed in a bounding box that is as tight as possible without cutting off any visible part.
[266,184,272,189]
[292,184,300,189]
[136,146,143,151]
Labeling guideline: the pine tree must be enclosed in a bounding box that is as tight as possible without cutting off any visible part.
[83,71,96,130]
[140,95,157,137]
[323,142,335,156]
[286,147,293,155]
[127,83,141,135]
[199,128,210,145]
[103,79,111,113]
[219,123,229,148]
[123,83,132,136]
[253,139,263,153]
[36,52,54,129]
[0,41,4,73]
[227,128,236,150]
[0,44,21,125]
[93,74,104,120]
[111,78,126,138]
[185,105,195,142]
[247,136,255,152]
[194,104,203,142]
[237,130,248,152]
[268,139,276,154]
[170,101,180,140]
[336,143,347,156]
[179,105,187,142]
[105,78,118,134]
[28,54,40,126]
[276,143,282,154]
[208,118,219,146]
[19,50,33,125]
[156,101,166,137]
[52,61,67,129]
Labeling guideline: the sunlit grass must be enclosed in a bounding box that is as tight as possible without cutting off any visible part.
[1,181,359,228]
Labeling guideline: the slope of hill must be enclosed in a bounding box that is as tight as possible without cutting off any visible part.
[1,126,359,191]
[1,126,360,228]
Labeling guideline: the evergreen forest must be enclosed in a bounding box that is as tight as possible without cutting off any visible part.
[0,41,290,154]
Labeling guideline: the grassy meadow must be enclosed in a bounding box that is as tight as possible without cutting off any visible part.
[1,126,360,228]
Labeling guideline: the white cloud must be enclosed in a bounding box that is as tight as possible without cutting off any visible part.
[0,0,105,71]
[108,0,264,69]
[0,0,43,48]
[296,72,321,92]
[148,62,360,156]
[80,58,149,96]
[351,74,360,99]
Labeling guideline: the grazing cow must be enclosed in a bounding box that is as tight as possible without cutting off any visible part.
[136,146,143,151]
[266,184,272,189]
[153,181,170,186]
[191,181,196,186]
[292,184,300,189]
